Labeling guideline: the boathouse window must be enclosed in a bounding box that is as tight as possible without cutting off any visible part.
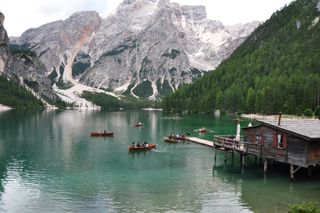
[273,132,287,149]
[255,134,262,144]
[277,133,283,149]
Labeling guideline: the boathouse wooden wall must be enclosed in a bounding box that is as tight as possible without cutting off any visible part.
[307,141,320,165]
[243,125,308,167]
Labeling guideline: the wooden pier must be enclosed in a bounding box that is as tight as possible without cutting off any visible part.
[187,137,214,147]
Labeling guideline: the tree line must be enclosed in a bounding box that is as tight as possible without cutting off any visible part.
[162,0,320,116]
[0,75,44,110]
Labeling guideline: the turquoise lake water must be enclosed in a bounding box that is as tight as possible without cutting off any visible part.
[0,110,319,213]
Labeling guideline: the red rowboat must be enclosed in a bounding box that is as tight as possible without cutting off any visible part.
[128,144,156,150]
[134,122,143,127]
[163,136,179,143]
[198,127,207,133]
[90,131,114,137]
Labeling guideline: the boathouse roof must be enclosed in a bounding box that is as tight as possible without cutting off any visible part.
[253,119,320,141]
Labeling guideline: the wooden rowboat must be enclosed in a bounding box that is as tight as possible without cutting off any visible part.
[90,131,114,137]
[198,128,207,133]
[134,122,143,127]
[163,136,179,143]
[128,144,156,151]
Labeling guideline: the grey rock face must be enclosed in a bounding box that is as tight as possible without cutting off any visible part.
[0,12,10,73]
[14,0,259,100]
[0,12,59,103]
[80,0,259,99]
[17,11,102,83]
[5,53,60,101]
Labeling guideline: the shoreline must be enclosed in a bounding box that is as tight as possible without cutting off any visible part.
[0,104,12,112]
[241,113,317,120]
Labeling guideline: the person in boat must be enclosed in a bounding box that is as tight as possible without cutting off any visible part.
[132,142,135,147]
[104,129,107,133]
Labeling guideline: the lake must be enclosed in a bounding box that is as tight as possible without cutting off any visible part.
[0,110,319,213]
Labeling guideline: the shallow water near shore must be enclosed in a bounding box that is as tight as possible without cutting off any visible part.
[0,110,319,212]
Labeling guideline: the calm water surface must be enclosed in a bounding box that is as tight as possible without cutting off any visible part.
[0,110,319,213]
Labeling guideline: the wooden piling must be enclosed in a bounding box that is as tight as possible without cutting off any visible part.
[263,159,268,173]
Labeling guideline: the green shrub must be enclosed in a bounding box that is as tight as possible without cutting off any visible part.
[288,201,319,213]
[303,108,314,117]
[315,106,320,119]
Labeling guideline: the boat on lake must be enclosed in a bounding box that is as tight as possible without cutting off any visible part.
[163,134,188,143]
[198,127,207,133]
[90,131,114,137]
[128,143,156,151]
[163,136,179,143]
[134,122,143,127]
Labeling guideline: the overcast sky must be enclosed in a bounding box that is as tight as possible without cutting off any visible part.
[1,0,294,37]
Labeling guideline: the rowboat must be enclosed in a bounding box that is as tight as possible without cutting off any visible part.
[90,131,114,137]
[198,127,207,133]
[128,144,156,151]
[163,136,179,143]
[163,134,188,143]
[134,122,143,127]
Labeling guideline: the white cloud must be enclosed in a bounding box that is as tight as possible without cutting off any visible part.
[1,0,294,37]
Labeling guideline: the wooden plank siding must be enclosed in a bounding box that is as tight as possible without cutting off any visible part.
[287,136,307,167]
[242,125,312,167]
[307,142,320,165]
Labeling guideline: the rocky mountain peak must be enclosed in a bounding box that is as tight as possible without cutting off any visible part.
[0,12,4,26]
[0,12,10,73]
[13,0,259,102]
[80,0,259,99]
[17,11,102,82]
[181,5,207,21]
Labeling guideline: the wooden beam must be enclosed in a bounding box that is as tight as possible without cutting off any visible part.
[290,164,301,180]
[264,159,268,173]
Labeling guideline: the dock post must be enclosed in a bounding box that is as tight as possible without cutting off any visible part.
[240,153,245,168]
[231,151,235,162]
[254,156,257,165]
[290,164,294,180]
[308,166,312,177]
[224,151,227,163]
[214,149,217,161]
[242,154,245,167]
[263,159,268,174]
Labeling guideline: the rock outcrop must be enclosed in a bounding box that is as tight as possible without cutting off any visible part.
[13,0,259,100]
[80,0,259,99]
[0,12,10,73]
[17,11,102,83]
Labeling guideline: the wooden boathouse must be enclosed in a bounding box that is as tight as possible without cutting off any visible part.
[213,117,320,179]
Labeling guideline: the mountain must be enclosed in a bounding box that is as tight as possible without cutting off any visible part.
[16,11,102,83]
[0,13,10,73]
[13,0,258,103]
[163,0,320,115]
[0,12,47,110]
[80,0,259,99]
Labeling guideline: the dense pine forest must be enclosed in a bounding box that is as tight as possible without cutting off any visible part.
[0,75,44,110]
[163,0,320,115]
[81,91,161,111]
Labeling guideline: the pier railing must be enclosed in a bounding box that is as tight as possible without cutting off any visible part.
[213,135,244,151]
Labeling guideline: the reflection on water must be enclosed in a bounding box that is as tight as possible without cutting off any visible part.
[0,110,319,212]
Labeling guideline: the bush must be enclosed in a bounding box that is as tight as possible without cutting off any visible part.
[315,106,320,119]
[303,108,314,117]
[288,201,319,213]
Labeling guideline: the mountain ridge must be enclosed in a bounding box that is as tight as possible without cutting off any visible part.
[79,0,259,99]
[6,0,259,108]
[163,0,320,115]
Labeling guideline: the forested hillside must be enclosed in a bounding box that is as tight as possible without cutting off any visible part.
[0,75,44,110]
[163,0,320,115]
